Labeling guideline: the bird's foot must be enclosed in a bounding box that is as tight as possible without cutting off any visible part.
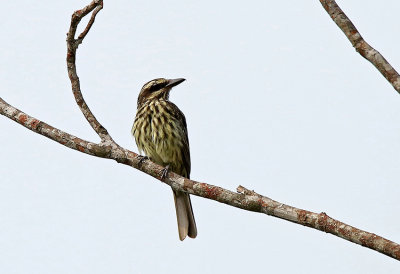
[160,165,170,181]
[137,155,148,167]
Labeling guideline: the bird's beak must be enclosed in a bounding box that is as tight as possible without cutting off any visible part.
[166,78,186,88]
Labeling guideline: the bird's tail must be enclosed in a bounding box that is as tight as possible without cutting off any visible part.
[173,190,197,241]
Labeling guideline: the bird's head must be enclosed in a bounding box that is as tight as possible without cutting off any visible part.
[137,78,185,107]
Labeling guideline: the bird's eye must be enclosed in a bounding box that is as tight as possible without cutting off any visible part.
[149,83,164,92]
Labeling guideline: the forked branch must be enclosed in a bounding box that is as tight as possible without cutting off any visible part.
[66,0,111,141]
[1,0,399,261]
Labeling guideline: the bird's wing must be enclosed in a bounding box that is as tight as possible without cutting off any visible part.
[167,102,191,178]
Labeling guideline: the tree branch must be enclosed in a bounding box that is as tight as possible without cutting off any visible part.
[1,0,399,261]
[319,0,400,94]
[66,0,110,142]
[2,96,399,261]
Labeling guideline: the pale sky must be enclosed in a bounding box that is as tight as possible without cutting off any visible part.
[1,0,400,273]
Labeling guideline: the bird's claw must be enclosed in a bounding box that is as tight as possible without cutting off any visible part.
[137,155,148,167]
[161,165,170,181]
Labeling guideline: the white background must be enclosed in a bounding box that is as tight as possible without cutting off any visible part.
[1,0,399,273]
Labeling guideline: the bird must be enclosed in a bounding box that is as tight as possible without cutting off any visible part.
[131,78,197,241]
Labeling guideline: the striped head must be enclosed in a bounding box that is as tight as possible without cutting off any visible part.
[137,78,185,108]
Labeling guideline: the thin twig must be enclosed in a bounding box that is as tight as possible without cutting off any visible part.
[77,2,103,42]
[319,0,400,94]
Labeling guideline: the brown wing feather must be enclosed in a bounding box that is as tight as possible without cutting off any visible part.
[165,101,191,178]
